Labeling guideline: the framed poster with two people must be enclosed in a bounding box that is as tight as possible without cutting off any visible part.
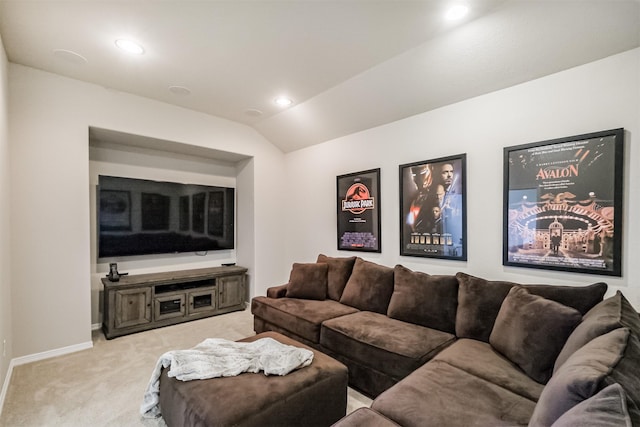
[399,154,467,260]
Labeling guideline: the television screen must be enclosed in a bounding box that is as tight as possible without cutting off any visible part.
[98,175,234,258]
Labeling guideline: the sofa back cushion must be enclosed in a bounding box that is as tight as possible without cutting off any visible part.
[489,286,581,384]
[529,327,640,427]
[340,258,394,314]
[554,291,640,372]
[316,254,356,301]
[525,282,608,315]
[285,262,328,300]
[387,265,458,333]
[455,273,607,342]
[455,273,513,342]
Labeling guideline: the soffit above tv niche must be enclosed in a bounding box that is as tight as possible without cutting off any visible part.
[89,127,252,165]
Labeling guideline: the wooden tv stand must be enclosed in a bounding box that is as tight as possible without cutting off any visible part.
[101,266,248,339]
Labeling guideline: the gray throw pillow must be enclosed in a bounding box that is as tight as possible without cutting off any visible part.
[528,328,631,427]
[554,291,640,372]
[490,286,581,384]
[285,262,328,300]
[550,383,632,427]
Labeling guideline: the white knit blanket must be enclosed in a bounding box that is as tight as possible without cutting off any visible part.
[140,337,314,418]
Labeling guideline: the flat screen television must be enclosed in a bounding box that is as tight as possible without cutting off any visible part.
[97,175,234,258]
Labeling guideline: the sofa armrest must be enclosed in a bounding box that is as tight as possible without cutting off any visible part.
[266,283,289,298]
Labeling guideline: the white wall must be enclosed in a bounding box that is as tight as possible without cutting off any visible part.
[5,46,639,362]
[8,64,286,358]
[0,34,13,401]
[284,48,640,308]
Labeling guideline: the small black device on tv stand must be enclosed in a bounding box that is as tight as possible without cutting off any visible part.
[106,262,128,282]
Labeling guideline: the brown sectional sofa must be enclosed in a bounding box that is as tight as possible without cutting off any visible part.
[251,254,640,426]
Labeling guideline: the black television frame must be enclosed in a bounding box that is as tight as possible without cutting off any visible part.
[97,175,235,258]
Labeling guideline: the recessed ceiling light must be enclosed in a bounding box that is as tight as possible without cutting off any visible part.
[445,5,469,21]
[244,108,264,117]
[274,96,293,107]
[53,49,88,65]
[115,39,145,55]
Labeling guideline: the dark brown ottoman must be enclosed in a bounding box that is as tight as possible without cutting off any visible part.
[159,331,349,427]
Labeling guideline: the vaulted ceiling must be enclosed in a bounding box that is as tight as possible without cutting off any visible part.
[1,1,639,152]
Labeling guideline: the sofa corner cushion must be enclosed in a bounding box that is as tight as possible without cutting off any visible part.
[340,258,394,314]
[285,262,328,300]
[387,265,458,333]
[528,327,635,427]
[455,273,607,343]
[490,286,581,384]
[549,383,632,427]
[554,291,640,372]
[526,282,607,315]
[316,254,356,301]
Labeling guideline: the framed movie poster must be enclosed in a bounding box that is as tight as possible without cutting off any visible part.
[503,128,624,276]
[400,154,467,260]
[337,168,381,252]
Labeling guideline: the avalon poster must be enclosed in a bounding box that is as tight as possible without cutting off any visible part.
[337,169,381,252]
[503,129,624,276]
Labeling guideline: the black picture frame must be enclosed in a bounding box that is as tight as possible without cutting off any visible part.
[336,168,381,252]
[141,193,170,231]
[192,192,206,233]
[503,128,624,276]
[399,154,467,260]
[207,190,225,237]
[99,190,131,231]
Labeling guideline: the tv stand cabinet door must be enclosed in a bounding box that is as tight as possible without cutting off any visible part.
[154,294,187,321]
[114,287,152,329]
[218,275,246,310]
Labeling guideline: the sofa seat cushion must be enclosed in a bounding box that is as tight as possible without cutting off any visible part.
[251,296,358,344]
[320,311,456,380]
[331,407,401,427]
[432,338,544,401]
[372,360,536,427]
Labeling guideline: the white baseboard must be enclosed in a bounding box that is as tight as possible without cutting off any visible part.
[11,340,93,367]
[0,339,93,415]
[0,359,15,417]
[91,323,101,331]
[0,340,93,417]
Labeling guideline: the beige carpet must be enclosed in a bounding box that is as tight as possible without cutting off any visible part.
[0,308,371,426]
